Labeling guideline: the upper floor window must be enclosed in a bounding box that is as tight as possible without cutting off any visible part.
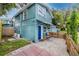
[23,11,25,20]
[37,5,46,17]
[23,10,27,20]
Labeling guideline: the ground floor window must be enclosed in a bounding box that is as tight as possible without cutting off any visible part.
[43,26,47,32]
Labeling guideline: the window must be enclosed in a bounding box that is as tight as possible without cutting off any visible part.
[15,21,20,27]
[43,27,46,32]
[23,12,24,20]
[37,5,46,17]
[20,13,23,21]
[23,10,27,20]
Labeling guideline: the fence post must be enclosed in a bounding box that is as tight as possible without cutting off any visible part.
[0,20,2,42]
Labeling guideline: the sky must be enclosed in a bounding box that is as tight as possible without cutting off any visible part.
[49,3,72,9]
[0,3,72,19]
[0,8,18,19]
[6,8,18,19]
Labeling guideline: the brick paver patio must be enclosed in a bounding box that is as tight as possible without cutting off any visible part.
[7,37,69,56]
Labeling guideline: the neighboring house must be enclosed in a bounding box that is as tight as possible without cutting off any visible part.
[13,3,53,42]
[51,25,58,32]
[0,18,13,27]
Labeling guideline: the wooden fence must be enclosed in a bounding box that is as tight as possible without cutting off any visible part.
[0,20,15,41]
[48,32,65,39]
[65,34,79,56]
[48,32,79,56]
[2,27,15,37]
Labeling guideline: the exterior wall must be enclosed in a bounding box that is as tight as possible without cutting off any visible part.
[36,4,52,25]
[14,3,52,42]
[15,4,37,41]
[36,20,51,41]
[14,15,20,34]
[27,4,36,19]
[21,19,36,41]
[51,25,58,32]
[35,4,52,41]
[15,14,21,34]
[21,4,37,41]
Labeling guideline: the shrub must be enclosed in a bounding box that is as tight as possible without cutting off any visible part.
[70,10,78,44]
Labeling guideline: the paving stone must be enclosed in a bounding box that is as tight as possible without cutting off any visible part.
[39,50,51,56]
[7,37,69,56]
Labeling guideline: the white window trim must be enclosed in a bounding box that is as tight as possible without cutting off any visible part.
[23,12,25,20]
[37,5,46,17]
[26,9,28,20]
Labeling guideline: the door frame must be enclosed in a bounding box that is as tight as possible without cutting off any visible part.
[38,25,41,40]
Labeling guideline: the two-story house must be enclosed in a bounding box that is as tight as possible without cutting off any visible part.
[13,3,53,42]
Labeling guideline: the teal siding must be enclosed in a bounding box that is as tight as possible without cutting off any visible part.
[21,19,36,41]
[36,20,51,41]
[27,4,36,19]
[15,15,20,34]
[36,4,52,25]
[14,3,52,42]
[20,13,23,21]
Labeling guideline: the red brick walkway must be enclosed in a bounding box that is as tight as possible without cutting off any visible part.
[7,37,69,56]
[7,45,52,56]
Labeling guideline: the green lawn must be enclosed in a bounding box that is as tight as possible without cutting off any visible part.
[0,39,30,56]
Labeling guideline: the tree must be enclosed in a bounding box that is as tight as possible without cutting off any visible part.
[70,10,78,44]
[64,9,71,34]
[52,10,64,30]
[66,16,71,35]
[0,3,15,16]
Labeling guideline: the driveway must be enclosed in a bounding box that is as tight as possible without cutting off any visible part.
[7,37,69,56]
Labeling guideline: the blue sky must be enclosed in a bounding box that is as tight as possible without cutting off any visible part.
[0,3,72,19]
[0,8,18,19]
[6,8,18,18]
[49,3,72,9]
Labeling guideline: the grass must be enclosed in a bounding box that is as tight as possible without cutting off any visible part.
[0,39,30,56]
